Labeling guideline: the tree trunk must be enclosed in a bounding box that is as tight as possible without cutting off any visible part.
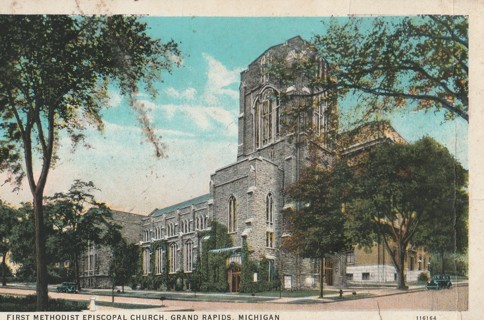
[319,257,324,298]
[33,193,49,311]
[396,246,407,289]
[2,248,7,286]
[75,251,81,291]
[441,250,445,274]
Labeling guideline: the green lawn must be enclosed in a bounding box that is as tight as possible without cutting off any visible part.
[0,295,87,312]
[255,290,339,298]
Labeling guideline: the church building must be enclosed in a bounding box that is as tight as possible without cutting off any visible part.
[140,36,429,292]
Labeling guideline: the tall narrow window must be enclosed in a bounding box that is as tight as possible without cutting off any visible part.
[266,193,274,226]
[155,248,163,274]
[346,252,355,265]
[275,97,281,137]
[169,243,177,273]
[202,216,207,229]
[255,89,279,148]
[254,101,260,149]
[266,231,274,248]
[262,100,272,144]
[143,249,151,275]
[184,240,193,272]
[228,195,237,233]
[314,96,327,135]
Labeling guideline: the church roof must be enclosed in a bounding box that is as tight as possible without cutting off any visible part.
[151,194,212,217]
[246,35,311,69]
[340,120,406,155]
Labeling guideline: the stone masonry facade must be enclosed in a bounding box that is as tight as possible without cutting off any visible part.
[80,210,144,288]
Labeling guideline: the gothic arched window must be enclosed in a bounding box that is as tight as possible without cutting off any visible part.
[143,249,151,275]
[155,247,163,274]
[266,193,274,227]
[254,88,280,149]
[184,240,194,272]
[169,243,177,273]
[228,195,237,233]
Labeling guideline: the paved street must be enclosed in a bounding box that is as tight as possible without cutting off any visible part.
[0,284,468,312]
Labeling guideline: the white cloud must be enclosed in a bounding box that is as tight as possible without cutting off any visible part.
[152,103,237,135]
[202,53,243,106]
[151,54,241,137]
[165,87,197,100]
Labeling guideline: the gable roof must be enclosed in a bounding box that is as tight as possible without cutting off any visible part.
[151,194,212,217]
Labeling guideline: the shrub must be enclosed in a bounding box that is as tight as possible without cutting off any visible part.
[418,272,430,283]
[0,295,87,312]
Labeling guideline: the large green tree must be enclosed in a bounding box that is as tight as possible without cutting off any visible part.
[0,16,181,309]
[46,180,114,291]
[312,16,468,123]
[284,162,353,297]
[0,200,20,286]
[347,137,467,289]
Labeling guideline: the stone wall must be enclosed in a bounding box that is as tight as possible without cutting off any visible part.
[79,210,144,289]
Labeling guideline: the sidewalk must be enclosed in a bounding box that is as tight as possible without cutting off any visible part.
[1,280,468,312]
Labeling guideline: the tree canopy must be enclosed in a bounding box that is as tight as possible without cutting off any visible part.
[46,180,115,290]
[312,16,468,123]
[283,162,353,295]
[346,137,467,288]
[0,15,181,310]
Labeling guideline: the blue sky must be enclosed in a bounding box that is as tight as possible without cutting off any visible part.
[1,17,468,214]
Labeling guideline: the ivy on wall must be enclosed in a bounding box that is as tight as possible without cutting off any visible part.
[135,222,280,293]
[200,221,233,292]
[136,221,235,292]
[240,238,281,293]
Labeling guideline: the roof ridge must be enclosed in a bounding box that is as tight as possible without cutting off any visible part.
[151,193,212,217]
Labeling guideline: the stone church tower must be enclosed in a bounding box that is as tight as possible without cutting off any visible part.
[210,36,342,290]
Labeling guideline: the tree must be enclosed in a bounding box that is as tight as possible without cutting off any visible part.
[9,203,62,282]
[0,200,20,286]
[312,16,468,123]
[0,16,181,310]
[412,186,468,275]
[107,228,139,293]
[347,137,467,289]
[46,180,114,291]
[283,162,353,297]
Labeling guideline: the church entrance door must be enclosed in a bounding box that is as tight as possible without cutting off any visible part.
[228,264,241,292]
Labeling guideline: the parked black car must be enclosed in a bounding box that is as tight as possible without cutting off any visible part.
[56,282,78,293]
[426,275,452,290]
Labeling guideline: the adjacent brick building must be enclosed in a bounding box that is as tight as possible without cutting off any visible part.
[79,210,144,288]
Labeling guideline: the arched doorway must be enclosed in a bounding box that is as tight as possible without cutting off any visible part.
[228,263,241,292]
